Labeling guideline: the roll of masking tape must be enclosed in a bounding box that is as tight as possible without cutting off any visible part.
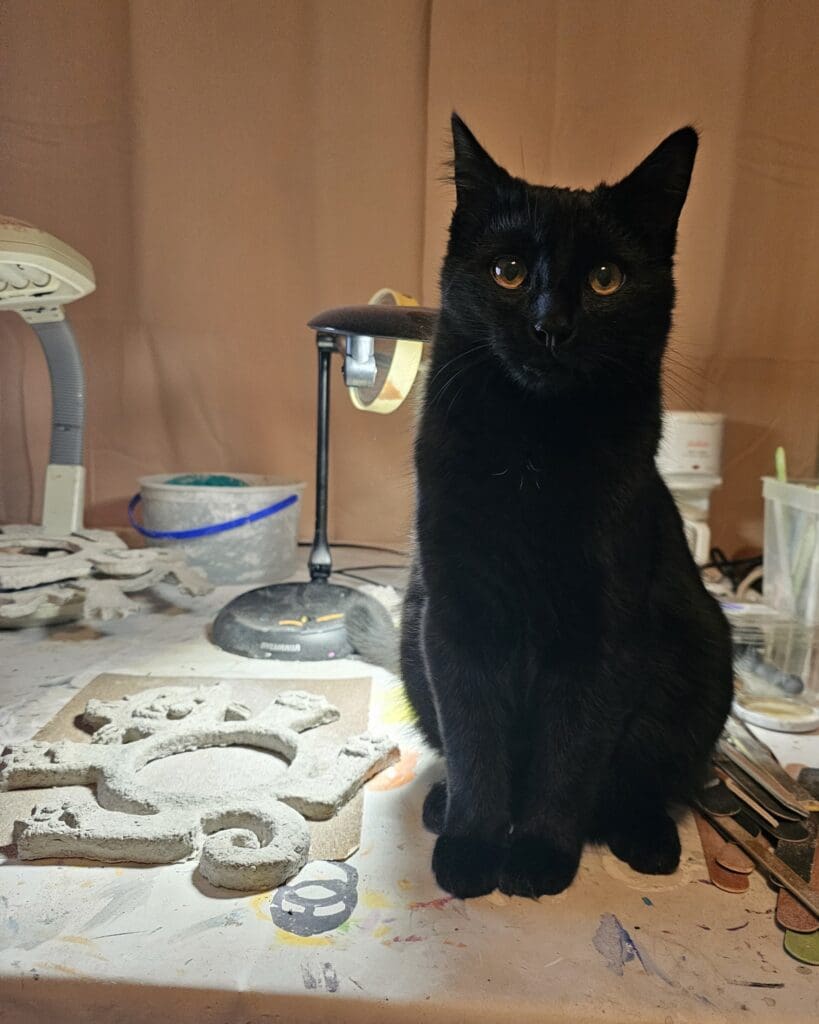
[347,288,425,415]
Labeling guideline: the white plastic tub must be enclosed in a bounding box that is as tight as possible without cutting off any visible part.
[657,411,725,476]
[656,412,725,566]
[133,474,304,585]
[762,476,819,624]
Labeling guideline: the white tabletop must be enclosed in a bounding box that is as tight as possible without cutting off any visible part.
[1,557,817,1024]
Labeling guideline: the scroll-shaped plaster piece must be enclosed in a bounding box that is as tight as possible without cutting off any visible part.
[1,688,399,891]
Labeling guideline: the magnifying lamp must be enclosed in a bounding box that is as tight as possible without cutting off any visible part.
[0,216,95,534]
[212,291,439,661]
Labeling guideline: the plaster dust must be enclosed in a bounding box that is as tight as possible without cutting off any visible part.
[0,674,397,891]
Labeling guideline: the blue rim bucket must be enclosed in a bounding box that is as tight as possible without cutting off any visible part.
[132,474,305,585]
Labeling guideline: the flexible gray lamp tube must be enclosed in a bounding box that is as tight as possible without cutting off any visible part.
[31,318,86,467]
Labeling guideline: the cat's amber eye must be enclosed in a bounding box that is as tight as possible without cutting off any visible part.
[588,263,624,295]
[491,257,527,290]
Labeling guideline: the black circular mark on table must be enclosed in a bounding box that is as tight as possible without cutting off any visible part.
[271,862,359,936]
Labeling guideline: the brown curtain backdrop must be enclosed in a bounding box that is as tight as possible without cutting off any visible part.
[1,0,817,553]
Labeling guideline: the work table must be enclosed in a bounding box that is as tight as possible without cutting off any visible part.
[1,555,817,1024]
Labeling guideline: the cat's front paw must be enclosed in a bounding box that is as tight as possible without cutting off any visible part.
[607,813,681,875]
[432,835,503,899]
[422,781,447,834]
[499,837,580,898]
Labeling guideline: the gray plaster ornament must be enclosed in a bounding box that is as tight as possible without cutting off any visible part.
[1,686,399,891]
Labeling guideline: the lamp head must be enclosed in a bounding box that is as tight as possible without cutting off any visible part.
[308,292,438,414]
[0,216,95,324]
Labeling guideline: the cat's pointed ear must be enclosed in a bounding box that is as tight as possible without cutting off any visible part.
[610,127,698,248]
[451,113,509,202]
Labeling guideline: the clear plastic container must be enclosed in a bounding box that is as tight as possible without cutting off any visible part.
[762,477,819,624]
[725,604,819,731]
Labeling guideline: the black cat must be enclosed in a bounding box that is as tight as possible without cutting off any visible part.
[351,115,733,900]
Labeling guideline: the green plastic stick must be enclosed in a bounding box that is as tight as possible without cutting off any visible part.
[775,446,788,483]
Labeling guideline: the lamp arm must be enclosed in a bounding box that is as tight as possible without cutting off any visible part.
[29,315,86,533]
[31,316,85,466]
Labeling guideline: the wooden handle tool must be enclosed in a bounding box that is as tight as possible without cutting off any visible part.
[693,810,750,893]
[715,840,754,875]
[720,718,817,814]
[714,754,803,821]
[776,836,819,933]
[702,809,819,918]
[777,763,819,933]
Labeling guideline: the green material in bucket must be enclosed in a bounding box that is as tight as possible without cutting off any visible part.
[165,474,249,488]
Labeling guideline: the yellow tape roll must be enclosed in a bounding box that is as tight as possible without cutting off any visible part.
[348,288,425,415]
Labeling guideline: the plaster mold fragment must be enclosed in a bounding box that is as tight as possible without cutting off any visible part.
[1,687,399,890]
[0,526,212,627]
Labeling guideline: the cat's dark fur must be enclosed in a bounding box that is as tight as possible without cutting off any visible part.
[358,116,733,899]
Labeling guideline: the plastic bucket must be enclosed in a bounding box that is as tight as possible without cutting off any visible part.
[131,474,304,585]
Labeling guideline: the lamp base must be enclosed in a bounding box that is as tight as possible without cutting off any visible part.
[212,581,381,661]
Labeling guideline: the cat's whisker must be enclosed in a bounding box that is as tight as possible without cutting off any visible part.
[429,362,474,405]
[661,381,697,406]
[665,363,710,387]
[662,365,703,401]
[664,351,713,381]
[663,364,699,385]
[444,381,470,424]
[429,353,491,410]
[661,368,692,391]
[428,344,491,388]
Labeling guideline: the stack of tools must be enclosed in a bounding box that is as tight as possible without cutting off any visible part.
[695,715,819,965]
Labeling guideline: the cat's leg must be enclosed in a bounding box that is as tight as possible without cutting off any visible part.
[605,805,681,875]
[421,780,447,834]
[500,681,610,898]
[399,567,448,834]
[422,600,515,899]
[592,734,683,875]
[594,624,732,875]
[585,663,682,874]
[595,487,733,874]
[399,566,443,751]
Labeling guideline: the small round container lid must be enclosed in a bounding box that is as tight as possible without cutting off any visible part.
[732,695,819,734]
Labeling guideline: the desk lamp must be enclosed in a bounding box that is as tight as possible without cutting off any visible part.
[0,217,95,534]
[213,291,438,661]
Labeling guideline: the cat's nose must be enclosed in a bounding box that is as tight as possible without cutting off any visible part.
[531,319,570,351]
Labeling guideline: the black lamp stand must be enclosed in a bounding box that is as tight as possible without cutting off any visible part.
[212,304,437,661]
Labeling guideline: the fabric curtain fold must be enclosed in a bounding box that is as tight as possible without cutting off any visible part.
[1,0,816,551]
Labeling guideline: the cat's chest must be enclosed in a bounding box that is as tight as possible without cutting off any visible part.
[418,398,630,558]
[486,447,553,495]
[480,444,597,526]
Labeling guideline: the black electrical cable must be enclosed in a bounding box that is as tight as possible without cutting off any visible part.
[335,564,405,572]
[298,541,407,557]
[703,547,763,590]
[335,564,408,588]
